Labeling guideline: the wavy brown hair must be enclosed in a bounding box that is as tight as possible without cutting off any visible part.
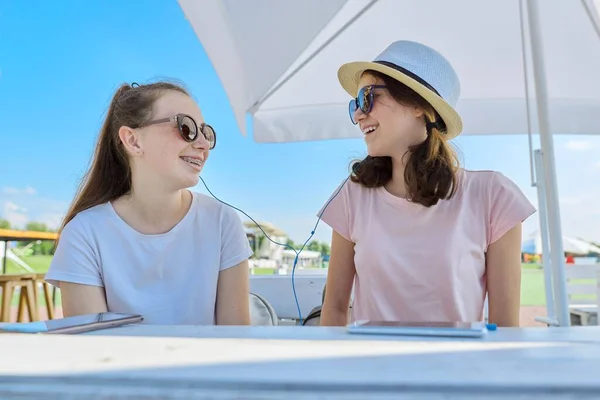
[57,81,189,238]
[350,71,459,207]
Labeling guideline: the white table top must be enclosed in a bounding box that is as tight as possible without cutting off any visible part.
[85,323,600,343]
[2,324,600,399]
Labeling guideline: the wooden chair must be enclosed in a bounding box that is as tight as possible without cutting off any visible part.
[32,273,56,320]
[0,273,38,322]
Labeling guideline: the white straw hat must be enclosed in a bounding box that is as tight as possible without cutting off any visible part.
[338,40,463,139]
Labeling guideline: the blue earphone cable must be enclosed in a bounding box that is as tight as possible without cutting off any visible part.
[199,175,349,324]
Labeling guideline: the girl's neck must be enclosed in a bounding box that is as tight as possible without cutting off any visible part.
[113,185,192,235]
[384,155,408,199]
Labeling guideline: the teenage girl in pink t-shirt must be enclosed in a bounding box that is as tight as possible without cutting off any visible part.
[319,41,536,327]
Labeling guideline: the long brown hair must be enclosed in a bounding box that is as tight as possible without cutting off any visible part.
[58,81,189,237]
[350,71,460,207]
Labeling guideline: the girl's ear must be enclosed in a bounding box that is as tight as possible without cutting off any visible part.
[413,107,425,119]
[118,126,143,157]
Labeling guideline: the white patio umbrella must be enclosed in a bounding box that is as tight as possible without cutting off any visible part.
[178,0,600,326]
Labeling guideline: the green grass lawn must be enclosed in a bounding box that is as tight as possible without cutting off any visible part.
[521,268,546,306]
[520,263,596,306]
[251,267,280,275]
[4,255,53,274]
[3,257,551,307]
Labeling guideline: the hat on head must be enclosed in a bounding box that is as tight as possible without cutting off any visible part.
[337,40,463,139]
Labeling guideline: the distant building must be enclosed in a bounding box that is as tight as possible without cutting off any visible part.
[243,221,289,263]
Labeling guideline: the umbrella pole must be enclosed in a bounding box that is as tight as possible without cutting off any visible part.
[533,150,557,324]
[525,0,570,326]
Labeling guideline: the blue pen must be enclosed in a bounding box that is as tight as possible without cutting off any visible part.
[486,323,497,331]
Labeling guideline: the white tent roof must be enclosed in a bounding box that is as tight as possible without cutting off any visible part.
[522,231,600,255]
[179,0,600,143]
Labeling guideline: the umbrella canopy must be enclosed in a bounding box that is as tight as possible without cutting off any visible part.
[179,0,600,143]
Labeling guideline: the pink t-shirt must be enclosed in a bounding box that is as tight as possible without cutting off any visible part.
[319,169,536,323]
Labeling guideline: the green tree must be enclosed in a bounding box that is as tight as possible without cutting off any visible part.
[26,222,49,232]
[307,240,321,252]
[590,241,600,256]
[286,238,296,250]
[19,221,56,255]
[319,242,331,256]
[0,218,11,229]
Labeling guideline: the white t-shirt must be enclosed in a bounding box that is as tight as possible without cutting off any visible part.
[45,191,253,325]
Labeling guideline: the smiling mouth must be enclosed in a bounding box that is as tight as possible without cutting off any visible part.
[362,126,378,135]
[180,156,203,167]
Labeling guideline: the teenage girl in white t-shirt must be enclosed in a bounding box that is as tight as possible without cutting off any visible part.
[46,82,253,325]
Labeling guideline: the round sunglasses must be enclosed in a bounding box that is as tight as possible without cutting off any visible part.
[348,84,387,125]
[140,114,216,149]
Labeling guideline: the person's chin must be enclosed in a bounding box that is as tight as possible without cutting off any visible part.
[178,171,201,189]
[186,173,201,186]
[366,145,387,158]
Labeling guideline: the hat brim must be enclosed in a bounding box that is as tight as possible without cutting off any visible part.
[338,61,463,140]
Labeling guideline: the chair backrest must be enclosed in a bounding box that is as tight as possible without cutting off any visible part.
[249,292,278,326]
[303,305,322,326]
[565,264,600,306]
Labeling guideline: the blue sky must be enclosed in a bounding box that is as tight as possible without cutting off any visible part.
[1,1,599,245]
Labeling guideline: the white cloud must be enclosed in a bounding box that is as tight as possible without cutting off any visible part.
[2,186,37,195]
[558,194,600,216]
[38,213,65,230]
[552,192,600,241]
[559,195,586,206]
[565,140,594,151]
[2,201,29,228]
[0,188,67,230]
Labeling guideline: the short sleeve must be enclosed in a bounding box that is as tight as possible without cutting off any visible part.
[220,206,254,270]
[318,179,353,241]
[45,217,103,288]
[488,172,536,246]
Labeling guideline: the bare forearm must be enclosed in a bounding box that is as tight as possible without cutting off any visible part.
[216,261,251,325]
[486,224,523,327]
[320,305,349,326]
[488,291,521,327]
[320,231,356,326]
